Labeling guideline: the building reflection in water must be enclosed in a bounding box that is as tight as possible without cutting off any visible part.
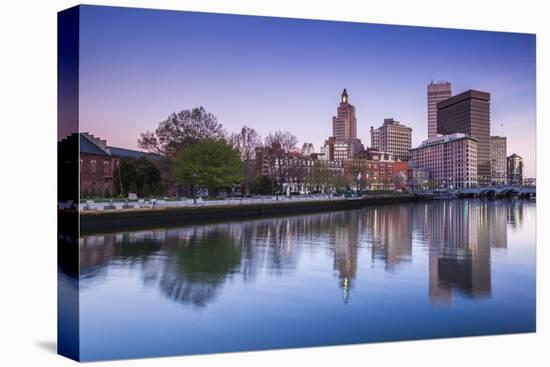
[79,200,525,308]
[329,212,359,304]
[422,200,511,305]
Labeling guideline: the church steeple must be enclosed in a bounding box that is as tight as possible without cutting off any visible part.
[341,88,349,104]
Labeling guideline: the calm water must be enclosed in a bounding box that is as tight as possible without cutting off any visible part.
[75,199,536,361]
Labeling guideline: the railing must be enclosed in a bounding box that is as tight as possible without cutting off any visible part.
[75,194,370,211]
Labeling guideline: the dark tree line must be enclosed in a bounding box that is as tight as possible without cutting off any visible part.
[113,157,164,197]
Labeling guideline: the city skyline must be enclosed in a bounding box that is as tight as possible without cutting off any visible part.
[78,6,536,177]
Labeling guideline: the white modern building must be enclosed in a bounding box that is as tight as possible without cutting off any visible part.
[370,118,412,161]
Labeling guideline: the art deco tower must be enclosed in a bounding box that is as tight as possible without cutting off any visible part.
[332,89,357,141]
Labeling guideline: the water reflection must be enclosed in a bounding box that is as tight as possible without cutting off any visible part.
[79,199,529,308]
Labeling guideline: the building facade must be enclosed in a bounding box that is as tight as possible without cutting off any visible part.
[490,136,507,185]
[427,81,452,139]
[437,89,491,185]
[79,133,115,196]
[407,167,430,191]
[256,144,399,193]
[507,153,523,185]
[410,133,478,189]
[370,118,412,161]
[256,143,344,194]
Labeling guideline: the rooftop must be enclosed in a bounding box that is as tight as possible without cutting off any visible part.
[412,133,477,150]
[437,89,490,110]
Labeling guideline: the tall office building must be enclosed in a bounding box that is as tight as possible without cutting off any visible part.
[332,89,357,141]
[427,81,452,138]
[437,90,491,186]
[507,153,524,185]
[490,136,507,185]
[370,118,412,161]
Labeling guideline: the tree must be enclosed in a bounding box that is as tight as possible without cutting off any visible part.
[113,157,163,197]
[113,159,137,196]
[250,176,275,195]
[264,130,298,151]
[143,183,151,197]
[230,126,262,195]
[138,106,227,156]
[173,140,243,197]
[128,182,138,195]
[152,182,165,196]
[393,171,407,190]
[134,157,162,195]
[230,126,262,161]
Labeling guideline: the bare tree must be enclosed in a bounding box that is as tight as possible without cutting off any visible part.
[230,126,262,161]
[138,106,226,157]
[230,126,262,195]
[264,130,298,152]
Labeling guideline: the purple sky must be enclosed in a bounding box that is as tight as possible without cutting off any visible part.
[79,6,536,177]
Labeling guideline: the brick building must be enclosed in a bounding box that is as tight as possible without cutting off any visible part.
[256,144,403,193]
[76,132,170,196]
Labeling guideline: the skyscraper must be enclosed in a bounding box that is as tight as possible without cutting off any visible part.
[332,89,357,141]
[427,81,452,139]
[329,89,363,159]
[507,153,524,185]
[370,118,412,161]
[437,90,491,186]
[490,136,507,185]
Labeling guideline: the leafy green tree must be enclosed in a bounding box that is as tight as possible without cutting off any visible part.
[173,140,243,197]
[134,157,162,195]
[113,157,162,197]
[113,159,137,196]
[152,182,165,196]
[143,183,151,197]
[250,176,275,195]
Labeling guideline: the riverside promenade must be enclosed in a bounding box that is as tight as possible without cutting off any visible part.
[78,193,431,234]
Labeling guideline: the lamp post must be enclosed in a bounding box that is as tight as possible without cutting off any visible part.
[192,173,198,204]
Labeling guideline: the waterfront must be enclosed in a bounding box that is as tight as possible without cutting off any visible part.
[74,199,536,361]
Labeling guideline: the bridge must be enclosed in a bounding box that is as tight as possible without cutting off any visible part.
[457,185,536,198]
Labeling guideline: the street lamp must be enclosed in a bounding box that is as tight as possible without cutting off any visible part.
[192,173,198,204]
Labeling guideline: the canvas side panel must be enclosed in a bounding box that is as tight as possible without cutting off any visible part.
[57,5,80,362]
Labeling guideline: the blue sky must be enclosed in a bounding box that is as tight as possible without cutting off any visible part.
[79,5,536,177]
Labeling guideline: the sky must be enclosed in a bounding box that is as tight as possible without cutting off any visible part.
[78,5,537,177]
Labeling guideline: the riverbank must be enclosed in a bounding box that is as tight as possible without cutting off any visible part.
[78,193,431,234]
